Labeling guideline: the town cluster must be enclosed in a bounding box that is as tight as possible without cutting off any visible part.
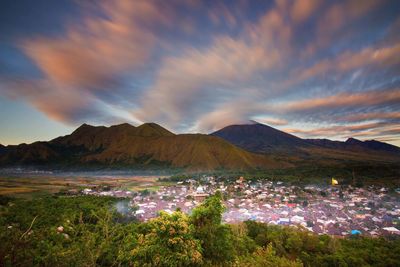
[82,176,400,236]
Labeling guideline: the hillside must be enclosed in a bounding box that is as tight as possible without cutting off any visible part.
[210,122,400,157]
[307,138,400,154]
[210,121,310,153]
[0,123,285,170]
[1,122,399,171]
[210,122,400,164]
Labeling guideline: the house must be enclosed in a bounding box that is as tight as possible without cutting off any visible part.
[278,218,290,225]
[382,227,400,234]
[187,185,209,201]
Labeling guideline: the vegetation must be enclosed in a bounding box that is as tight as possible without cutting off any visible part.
[0,123,284,170]
[1,194,400,266]
[167,162,400,187]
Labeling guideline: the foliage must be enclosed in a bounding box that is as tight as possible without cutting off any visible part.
[237,243,303,267]
[190,191,235,265]
[0,195,137,266]
[132,211,202,266]
[1,194,400,266]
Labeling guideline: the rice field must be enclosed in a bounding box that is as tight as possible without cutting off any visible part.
[0,174,169,197]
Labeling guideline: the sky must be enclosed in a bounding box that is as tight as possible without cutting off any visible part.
[0,0,399,146]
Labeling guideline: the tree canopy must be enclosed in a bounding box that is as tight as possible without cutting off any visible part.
[1,194,400,266]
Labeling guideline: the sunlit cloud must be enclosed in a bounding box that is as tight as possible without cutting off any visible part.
[337,112,400,123]
[2,0,198,125]
[280,88,400,113]
[283,122,400,140]
[290,0,322,23]
[0,0,399,145]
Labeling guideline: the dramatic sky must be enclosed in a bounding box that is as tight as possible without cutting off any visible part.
[0,0,400,146]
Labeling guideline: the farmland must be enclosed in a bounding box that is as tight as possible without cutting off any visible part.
[0,173,168,198]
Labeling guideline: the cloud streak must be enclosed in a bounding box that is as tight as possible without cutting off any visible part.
[280,88,400,113]
[0,0,399,145]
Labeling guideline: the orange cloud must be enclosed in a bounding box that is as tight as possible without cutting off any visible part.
[291,0,322,23]
[338,112,400,122]
[10,0,198,124]
[2,79,94,123]
[134,0,300,128]
[302,0,385,59]
[257,117,288,126]
[292,42,400,85]
[21,1,162,90]
[282,89,400,112]
[284,121,398,140]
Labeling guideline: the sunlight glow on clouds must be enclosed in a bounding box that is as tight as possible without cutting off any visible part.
[0,0,399,145]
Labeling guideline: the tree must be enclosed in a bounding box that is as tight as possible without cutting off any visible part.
[238,243,303,267]
[285,233,303,255]
[132,211,202,267]
[190,192,235,265]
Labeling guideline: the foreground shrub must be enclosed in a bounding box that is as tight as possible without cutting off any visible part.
[132,211,202,267]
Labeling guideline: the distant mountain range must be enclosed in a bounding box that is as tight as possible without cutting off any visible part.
[0,122,399,171]
[0,123,286,170]
[306,137,400,154]
[211,122,400,156]
[210,121,310,153]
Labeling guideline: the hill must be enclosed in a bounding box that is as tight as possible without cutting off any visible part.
[307,137,400,154]
[210,122,400,164]
[0,123,285,171]
[1,122,399,172]
[210,121,310,153]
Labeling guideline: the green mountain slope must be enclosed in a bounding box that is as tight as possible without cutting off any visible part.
[211,122,400,164]
[0,123,286,170]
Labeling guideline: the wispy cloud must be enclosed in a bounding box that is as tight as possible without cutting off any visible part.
[284,121,400,141]
[337,112,400,123]
[1,0,197,124]
[0,0,399,144]
[280,88,400,113]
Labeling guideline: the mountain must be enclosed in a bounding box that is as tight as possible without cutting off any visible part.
[210,122,400,163]
[306,138,400,154]
[210,121,311,153]
[0,123,286,171]
[0,144,7,155]
[50,123,174,151]
[1,122,399,171]
[0,142,60,164]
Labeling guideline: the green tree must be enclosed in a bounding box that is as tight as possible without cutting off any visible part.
[190,192,235,265]
[132,211,202,267]
[238,243,303,267]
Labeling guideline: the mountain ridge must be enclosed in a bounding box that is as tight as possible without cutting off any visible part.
[0,122,286,170]
[306,137,400,154]
[210,122,400,159]
[0,122,399,171]
[210,122,311,153]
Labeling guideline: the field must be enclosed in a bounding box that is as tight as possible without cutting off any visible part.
[0,174,170,198]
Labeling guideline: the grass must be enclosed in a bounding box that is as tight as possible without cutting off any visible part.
[0,175,169,198]
[0,187,37,195]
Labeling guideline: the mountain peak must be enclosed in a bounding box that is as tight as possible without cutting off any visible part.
[136,122,175,137]
[211,122,307,153]
[109,123,135,130]
[223,120,261,127]
[77,123,94,129]
[248,120,263,125]
[71,123,101,135]
[345,137,363,144]
[113,122,134,127]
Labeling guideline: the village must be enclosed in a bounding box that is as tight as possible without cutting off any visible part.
[81,176,400,237]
